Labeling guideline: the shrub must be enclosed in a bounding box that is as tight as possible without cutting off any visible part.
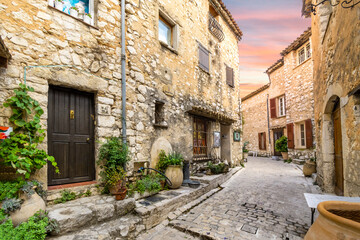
[156,150,183,172]
[242,141,249,153]
[207,162,227,174]
[275,136,288,153]
[128,173,163,195]
[53,190,77,204]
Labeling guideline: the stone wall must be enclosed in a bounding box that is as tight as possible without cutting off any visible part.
[311,3,360,196]
[241,86,270,156]
[0,0,242,188]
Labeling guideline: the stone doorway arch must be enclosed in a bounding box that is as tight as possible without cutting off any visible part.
[322,95,344,195]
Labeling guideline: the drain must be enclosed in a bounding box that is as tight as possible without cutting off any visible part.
[145,195,166,203]
[139,201,151,206]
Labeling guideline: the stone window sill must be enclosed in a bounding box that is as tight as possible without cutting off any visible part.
[153,123,168,129]
[294,57,311,70]
[48,6,99,30]
[198,65,210,75]
[159,41,179,55]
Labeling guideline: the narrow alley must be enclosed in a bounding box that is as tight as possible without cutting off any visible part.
[138,157,321,240]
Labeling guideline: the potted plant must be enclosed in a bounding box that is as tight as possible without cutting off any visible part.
[97,137,130,200]
[84,13,92,24]
[303,157,316,177]
[156,151,183,189]
[242,141,249,160]
[48,0,55,7]
[54,0,63,11]
[106,167,127,200]
[275,136,288,160]
[69,6,79,18]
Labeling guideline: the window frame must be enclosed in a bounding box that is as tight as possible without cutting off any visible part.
[159,16,173,46]
[225,65,234,87]
[297,41,311,65]
[193,117,208,157]
[295,121,307,149]
[278,96,286,117]
[158,10,179,51]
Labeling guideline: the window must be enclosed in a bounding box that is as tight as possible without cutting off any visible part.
[226,65,234,87]
[278,96,285,117]
[158,11,178,51]
[270,95,286,118]
[198,44,210,72]
[292,119,313,149]
[155,101,165,125]
[50,0,95,26]
[159,16,172,46]
[298,41,311,65]
[258,132,266,150]
[193,117,208,157]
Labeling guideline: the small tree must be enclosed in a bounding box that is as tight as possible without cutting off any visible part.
[275,136,288,153]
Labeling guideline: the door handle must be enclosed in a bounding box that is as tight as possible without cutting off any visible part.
[70,110,75,119]
[86,138,90,142]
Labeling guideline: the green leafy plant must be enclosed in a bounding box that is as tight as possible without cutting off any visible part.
[242,141,249,153]
[275,136,288,153]
[130,173,162,195]
[104,166,126,188]
[207,162,227,174]
[70,6,78,11]
[156,150,183,173]
[84,189,92,197]
[1,198,22,214]
[53,190,77,204]
[0,84,58,179]
[86,13,92,18]
[284,158,292,164]
[0,210,56,240]
[0,181,25,201]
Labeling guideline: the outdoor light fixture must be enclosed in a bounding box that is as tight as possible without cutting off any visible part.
[308,0,360,15]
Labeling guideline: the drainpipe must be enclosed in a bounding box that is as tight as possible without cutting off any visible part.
[121,0,127,145]
[266,94,271,156]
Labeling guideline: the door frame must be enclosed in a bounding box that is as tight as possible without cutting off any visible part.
[47,85,96,186]
[273,128,284,156]
[333,101,344,196]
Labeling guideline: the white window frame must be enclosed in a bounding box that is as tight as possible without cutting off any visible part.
[297,41,311,65]
[158,10,179,51]
[278,96,286,117]
[295,121,306,149]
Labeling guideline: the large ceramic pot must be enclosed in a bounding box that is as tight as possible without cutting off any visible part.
[10,191,46,226]
[303,160,316,177]
[281,152,288,160]
[305,201,360,240]
[165,165,183,189]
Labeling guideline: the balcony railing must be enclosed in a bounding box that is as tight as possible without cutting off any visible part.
[208,14,225,42]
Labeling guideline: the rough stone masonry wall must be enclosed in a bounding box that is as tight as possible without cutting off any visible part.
[0,0,124,186]
[283,45,315,160]
[124,0,242,172]
[312,3,360,196]
[241,88,269,156]
[0,0,242,187]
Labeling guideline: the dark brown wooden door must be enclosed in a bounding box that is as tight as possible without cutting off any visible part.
[333,104,344,196]
[48,86,95,186]
[273,129,283,156]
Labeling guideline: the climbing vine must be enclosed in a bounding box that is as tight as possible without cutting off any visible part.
[0,83,58,179]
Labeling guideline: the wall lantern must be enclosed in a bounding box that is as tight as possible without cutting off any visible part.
[308,0,360,15]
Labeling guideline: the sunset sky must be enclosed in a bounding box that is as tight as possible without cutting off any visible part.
[222,0,311,96]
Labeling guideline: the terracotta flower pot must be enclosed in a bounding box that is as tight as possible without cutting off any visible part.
[303,160,316,177]
[281,152,288,160]
[305,201,360,240]
[114,187,127,201]
[109,180,125,195]
[165,165,183,189]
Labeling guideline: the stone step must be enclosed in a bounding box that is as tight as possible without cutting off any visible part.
[48,214,142,240]
[292,159,305,165]
[47,196,135,236]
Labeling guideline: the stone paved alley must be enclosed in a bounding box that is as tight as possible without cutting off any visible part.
[138,157,322,240]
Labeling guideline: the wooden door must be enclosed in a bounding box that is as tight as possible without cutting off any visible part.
[273,129,283,156]
[333,104,344,196]
[48,86,95,186]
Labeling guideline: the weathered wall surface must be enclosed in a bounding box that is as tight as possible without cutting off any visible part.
[0,0,242,187]
[311,3,360,196]
[241,87,269,156]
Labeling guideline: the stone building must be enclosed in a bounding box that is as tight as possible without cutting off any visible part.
[0,0,243,191]
[242,28,315,161]
[302,0,360,196]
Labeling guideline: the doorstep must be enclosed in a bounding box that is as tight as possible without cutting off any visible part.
[47,181,99,203]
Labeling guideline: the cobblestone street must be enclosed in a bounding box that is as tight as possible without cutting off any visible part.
[138,157,322,240]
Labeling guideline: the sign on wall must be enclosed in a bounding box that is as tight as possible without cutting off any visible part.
[233,131,241,142]
[213,131,221,147]
[0,126,13,141]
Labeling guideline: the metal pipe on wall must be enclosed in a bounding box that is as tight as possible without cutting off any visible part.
[121,0,127,145]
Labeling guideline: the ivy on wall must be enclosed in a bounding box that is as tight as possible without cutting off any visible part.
[0,84,58,179]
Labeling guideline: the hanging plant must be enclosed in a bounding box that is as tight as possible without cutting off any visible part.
[0,84,59,179]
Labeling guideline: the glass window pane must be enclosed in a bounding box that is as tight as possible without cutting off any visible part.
[159,19,171,45]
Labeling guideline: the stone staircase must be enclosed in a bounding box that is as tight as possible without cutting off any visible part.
[47,196,143,240]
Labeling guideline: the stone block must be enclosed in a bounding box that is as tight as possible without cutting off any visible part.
[115,198,135,216]
[90,203,115,222]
